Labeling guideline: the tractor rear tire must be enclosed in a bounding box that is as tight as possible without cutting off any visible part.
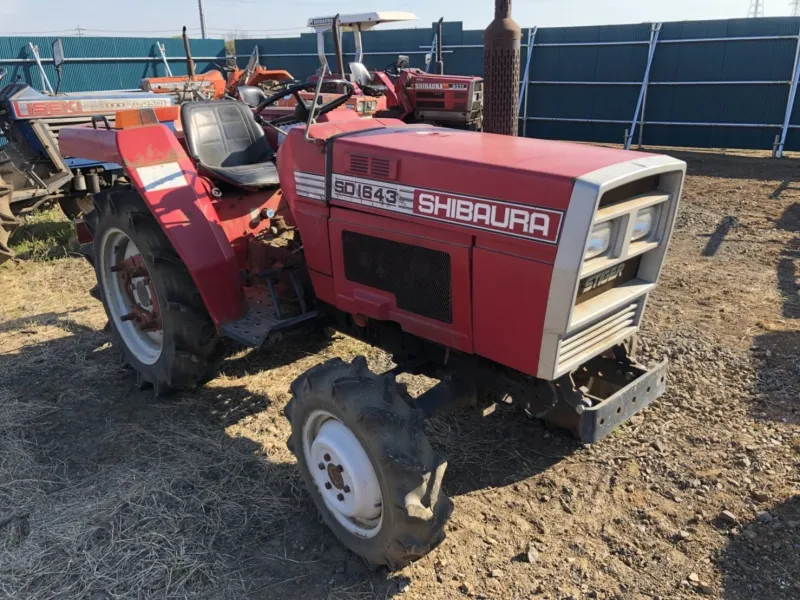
[92,188,220,394]
[0,175,18,265]
[285,357,453,570]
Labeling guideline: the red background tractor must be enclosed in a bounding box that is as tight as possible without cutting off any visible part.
[59,72,685,568]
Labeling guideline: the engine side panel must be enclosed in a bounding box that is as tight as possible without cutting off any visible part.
[328,206,473,353]
[472,247,553,376]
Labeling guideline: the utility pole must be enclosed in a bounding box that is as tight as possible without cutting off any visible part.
[76,25,84,37]
[748,0,765,17]
[791,0,800,16]
[197,0,208,39]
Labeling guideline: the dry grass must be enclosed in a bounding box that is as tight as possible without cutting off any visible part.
[0,245,311,599]
[0,361,305,599]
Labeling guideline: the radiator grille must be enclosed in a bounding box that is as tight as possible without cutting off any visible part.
[342,231,452,323]
[557,302,639,372]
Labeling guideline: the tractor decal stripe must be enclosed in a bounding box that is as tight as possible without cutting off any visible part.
[12,98,172,119]
[294,171,326,201]
[136,162,189,192]
[331,173,564,245]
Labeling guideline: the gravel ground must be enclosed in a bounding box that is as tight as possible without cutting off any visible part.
[0,148,798,600]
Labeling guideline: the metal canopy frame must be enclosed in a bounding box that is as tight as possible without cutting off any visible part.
[307,12,418,68]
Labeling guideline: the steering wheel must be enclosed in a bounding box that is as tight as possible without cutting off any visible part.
[254,79,355,127]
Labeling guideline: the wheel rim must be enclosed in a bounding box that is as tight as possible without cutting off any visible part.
[99,227,163,365]
[302,410,384,539]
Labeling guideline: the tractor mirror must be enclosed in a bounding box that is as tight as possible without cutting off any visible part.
[349,62,371,87]
[425,53,432,66]
[52,39,65,69]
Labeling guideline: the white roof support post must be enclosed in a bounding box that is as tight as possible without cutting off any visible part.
[353,28,364,64]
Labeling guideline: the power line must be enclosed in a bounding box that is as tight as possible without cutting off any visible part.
[748,0,765,17]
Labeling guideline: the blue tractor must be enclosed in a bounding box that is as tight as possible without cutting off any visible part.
[0,40,174,263]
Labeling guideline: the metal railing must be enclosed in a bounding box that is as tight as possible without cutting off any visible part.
[511,25,800,158]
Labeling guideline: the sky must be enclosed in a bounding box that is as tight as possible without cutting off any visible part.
[0,0,797,38]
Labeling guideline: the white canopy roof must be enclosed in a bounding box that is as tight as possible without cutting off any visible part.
[307,12,418,32]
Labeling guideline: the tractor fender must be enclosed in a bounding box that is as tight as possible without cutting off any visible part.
[110,124,246,326]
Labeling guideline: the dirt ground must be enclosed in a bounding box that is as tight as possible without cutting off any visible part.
[1,149,799,600]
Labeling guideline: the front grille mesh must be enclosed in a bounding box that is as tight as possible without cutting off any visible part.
[558,302,639,372]
[342,231,453,323]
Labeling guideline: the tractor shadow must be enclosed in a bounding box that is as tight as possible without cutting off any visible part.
[0,311,419,598]
[663,149,800,181]
[746,201,800,425]
[427,408,574,496]
[750,330,800,426]
[775,203,800,319]
[717,495,800,600]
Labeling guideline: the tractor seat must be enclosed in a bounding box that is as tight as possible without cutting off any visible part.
[237,85,267,108]
[181,101,279,190]
[361,83,388,97]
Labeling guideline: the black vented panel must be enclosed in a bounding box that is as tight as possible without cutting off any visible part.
[342,231,453,324]
[371,157,391,178]
[349,154,369,175]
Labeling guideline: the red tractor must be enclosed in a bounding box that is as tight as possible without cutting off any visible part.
[308,12,484,128]
[60,77,685,569]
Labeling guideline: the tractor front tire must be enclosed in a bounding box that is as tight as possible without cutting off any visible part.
[285,357,453,570]
[92,188,220,394]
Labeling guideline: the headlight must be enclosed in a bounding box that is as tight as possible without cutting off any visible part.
[585,222,612,260]
[632,207,655,241]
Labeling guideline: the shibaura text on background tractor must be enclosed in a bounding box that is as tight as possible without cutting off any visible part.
[60,72,685,569]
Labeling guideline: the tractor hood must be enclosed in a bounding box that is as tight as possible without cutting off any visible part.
[0,83,172,119]
[302,119,655,217]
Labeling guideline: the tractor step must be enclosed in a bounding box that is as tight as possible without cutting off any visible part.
[220,286,317,348]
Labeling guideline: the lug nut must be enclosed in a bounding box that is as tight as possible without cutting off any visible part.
[325,482,332,490]
[318,462,325,470]
[336,465,344,473]
[337,493,344,502]
[323,453,331,462]
[343,485,350,493]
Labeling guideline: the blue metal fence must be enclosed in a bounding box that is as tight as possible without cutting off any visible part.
[238,17,800,153]
[0,36,226,93]
[4,18,800,154]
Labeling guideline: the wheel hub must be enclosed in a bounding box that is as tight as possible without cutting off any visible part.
[326,462,346,490]
[303,411,383,538]
[99,228,164,365]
